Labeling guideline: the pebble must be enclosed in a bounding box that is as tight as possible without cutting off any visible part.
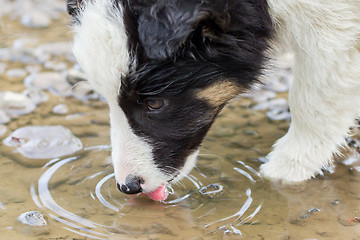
[265,74,293,93]
[52,104,68,114]
[23,88,49,105]
[24,72,71,96]
[241,90,276,103]
[199,183,224,195]
[213,127,236,137]
[0,48,11,61]
[17,211,49,236]
[44,61,68,71]
[0,91,36,116]
[266,108,291,121]
[3,125,83,159]
[6,68,27,78]
[0,62,7,74]
[34,41,73,60]
[66,68,87,85]
[253,98,288,111]
[0,125,7,137]
[12,38,39,51]
[18,211,47,226]
[71,81,99,101]
[0,110,10,124]
[21,11,51,28]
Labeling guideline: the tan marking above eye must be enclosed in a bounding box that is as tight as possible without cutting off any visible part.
[196,81,242,107]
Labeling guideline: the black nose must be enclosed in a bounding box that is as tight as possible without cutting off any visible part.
[117,175,144,194]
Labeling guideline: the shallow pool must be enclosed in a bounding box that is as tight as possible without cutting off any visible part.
[0,1,359,239]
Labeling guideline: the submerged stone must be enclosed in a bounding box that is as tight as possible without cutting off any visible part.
[24,72,71,96]
[17,211,49,236]
[3,126,82,159]
[21,11,51,28]
[0,110,10,124]
[0,91,36,116]
[6,68,27,78]
[52,104,68,114]
[18,211,47,226]
[0,125,7,137]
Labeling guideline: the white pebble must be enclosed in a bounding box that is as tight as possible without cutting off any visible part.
[24,72,71,96]
[6,68,27,78]
[52,104,68,114]
[3,126,83,159]
[253,98,288,111]
[0,111,10,124]
[0,125,7,137]
[21,11,51,28]
[0,91,36,116]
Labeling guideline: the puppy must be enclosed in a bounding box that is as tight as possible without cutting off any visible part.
[67,0,360,200]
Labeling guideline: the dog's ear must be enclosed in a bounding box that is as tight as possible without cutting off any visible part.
[136,0,271,62]
[135,1,204,60]
[66,0,85,18]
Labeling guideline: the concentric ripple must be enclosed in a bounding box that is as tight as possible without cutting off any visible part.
[30,146,265,239]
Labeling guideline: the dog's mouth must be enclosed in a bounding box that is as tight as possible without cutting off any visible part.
[141,172,178,201]
[143,183,169,201]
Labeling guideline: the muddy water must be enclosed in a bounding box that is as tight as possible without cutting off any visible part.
[1,2,360,240]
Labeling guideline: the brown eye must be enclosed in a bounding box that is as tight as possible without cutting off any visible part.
[146,98,164,111]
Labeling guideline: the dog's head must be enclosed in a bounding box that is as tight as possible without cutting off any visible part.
[67,0,271,199]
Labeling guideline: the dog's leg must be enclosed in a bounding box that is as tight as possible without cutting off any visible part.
[261,1,360,182]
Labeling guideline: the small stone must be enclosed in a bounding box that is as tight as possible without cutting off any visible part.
[66,68,87,85]
[34,41,73,59]
[3,125,83,159]
[253,90,277,103]
[44,61,67,71]
[241,90,276,103]
[24,72,71,96]
[0,110,10,124]
[266,108,291,121]
[253,98,288,111]
[21,11,51,28]
[0,91,36,116]
[212,126,236,137]
[23,88,49,105]
[18,211,47,226]
[0,62,7,74]
[17,211,49,236]
[71,81,99,101]
[12,38,39,51]
[199,183,223,195]
[349,166,360,176]
[52,104,68,114]
[6,68,27,78]
[265,74,293,93]
[0,125,7,137]
[0,48,11,61]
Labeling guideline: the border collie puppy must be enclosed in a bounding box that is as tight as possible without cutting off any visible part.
[67,0,360,200]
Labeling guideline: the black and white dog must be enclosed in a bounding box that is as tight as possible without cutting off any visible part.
[67,0,360,200]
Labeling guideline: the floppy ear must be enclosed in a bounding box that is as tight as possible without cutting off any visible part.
[135,1,203,60]
[135,0,271,63]
[66,0,85,18]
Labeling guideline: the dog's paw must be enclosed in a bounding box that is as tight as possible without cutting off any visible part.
[260,151,321,183]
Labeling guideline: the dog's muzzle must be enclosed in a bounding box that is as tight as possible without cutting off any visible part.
[117,174,144,194]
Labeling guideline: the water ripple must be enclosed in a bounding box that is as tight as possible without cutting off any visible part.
[32,146,264,238]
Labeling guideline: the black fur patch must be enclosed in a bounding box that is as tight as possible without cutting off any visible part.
[120,0,272,176]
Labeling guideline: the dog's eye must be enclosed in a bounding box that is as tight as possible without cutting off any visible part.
[145,98,164,111]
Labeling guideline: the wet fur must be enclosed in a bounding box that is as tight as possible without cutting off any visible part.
[67,0,360,192]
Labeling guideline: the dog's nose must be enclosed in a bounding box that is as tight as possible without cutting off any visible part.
[116,175,144,194]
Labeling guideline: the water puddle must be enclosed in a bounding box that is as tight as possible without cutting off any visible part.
[1,1,359,239]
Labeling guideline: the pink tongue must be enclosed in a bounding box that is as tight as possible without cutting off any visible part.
[144,184,168,201]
